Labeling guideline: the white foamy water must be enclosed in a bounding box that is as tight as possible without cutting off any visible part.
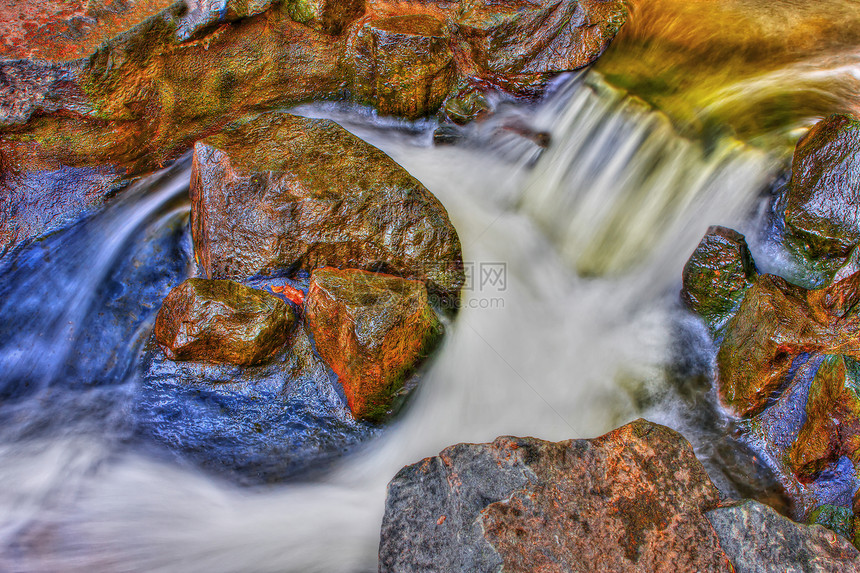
[0,72,782,572]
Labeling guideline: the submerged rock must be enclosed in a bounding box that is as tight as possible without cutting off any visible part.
[154,278,296,365]
[304,267,442,423]
[190,113,464,298]
[137,326,376,483]
[380,419,733,572]
[681,225,758,338]
[781,114,860,283]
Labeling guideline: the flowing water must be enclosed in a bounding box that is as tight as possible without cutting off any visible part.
[0,1,858,569]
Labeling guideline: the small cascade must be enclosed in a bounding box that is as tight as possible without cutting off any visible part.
[520,73,777,282]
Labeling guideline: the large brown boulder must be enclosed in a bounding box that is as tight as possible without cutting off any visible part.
[380,419,733,572]
[782,114,860,283]
[154,278,296,365]
[190,113,464,298]
[304,267,442,422]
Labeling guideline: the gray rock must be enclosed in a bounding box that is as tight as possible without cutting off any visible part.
[706,500,860,572]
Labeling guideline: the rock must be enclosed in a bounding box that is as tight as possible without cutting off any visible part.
[190,113,465,298]
[681,225,757,338]
[154,277,296,365]
[304,267,442,423]
[782,114,860,283]
[716,272,860,417]
[0,0,626,255]
[808,504,855,541]
[348,14,456,119]
[454,0,627,79]
[706,500,860,572]
[137,326,378,483]
[379,419,733,572]
[0,164,128,259]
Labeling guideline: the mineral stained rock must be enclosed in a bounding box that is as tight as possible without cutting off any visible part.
[190,113,464,298]
[706,500,860,573]
[681,225,758,338]
[782,114,860,283]
[379,419,733,572]
[154,277,296,365]
[0,0,626,255]
[716,272,860,417]
[682,114,860,533]
[304,267,442,423]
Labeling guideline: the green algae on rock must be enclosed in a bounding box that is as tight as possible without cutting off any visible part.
[681,225,758,339]
[781,114,860,285]
[154,277,296,365]
[304,267,442,423]
[190,113,465,298]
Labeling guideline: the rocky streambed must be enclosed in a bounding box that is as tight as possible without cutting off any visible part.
[2,0,860,570]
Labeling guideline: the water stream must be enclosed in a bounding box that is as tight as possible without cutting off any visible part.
[0,4,857,567]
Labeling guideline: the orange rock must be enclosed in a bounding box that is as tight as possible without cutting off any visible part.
[303,267,442,422]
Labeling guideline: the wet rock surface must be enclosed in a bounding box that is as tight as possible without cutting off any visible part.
[681,225,758,339]
[683,113,860,537]
[154,278,296,366]
[781,114,860,283]
[706,500,860,573]
[190,113,465,298]
[304,267,442,423]
[0,0,626,255]
[137,326,377,484]
[380,419,733,572]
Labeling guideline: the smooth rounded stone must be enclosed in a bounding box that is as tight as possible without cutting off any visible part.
[304,267,442,423]
[681,225,758,339]
[136,327,377,484]
[379,419,733,572]
[706,500,860,573]
[782,114,860,283]
[154,278,296,366]
[348,14,455,119]
[190,113,465,298]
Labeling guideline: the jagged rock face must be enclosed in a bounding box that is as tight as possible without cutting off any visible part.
[706,500,860,572]
[681,225,757,339]
[782,114,860,283]
[190,113,465,298]
[154,278,296,365]
[380,419,733,572]
[304,267,442,422]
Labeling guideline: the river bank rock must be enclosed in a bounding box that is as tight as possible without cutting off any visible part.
[304,267,442,423]
[380,419,733,572]
[381,419,860,571]
[681,114,860,538]
[0,0,626,256]
[781,114,860,284]
[706,500,860,572]
[154,278,296,365]
[190,113,465,298]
